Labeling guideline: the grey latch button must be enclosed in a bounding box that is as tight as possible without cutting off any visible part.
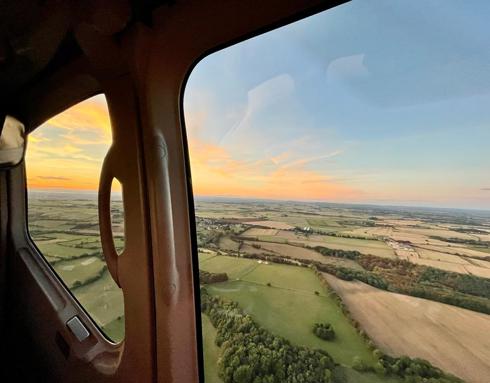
[66,316,90,342]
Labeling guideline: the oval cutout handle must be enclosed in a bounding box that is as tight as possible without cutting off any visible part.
[99,148,121,287]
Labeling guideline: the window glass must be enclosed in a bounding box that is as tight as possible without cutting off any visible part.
[26,95,125,342]
[111,179,125,255]
[185,1,490,383]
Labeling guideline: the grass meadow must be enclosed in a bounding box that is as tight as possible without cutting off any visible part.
[201,254,377,367]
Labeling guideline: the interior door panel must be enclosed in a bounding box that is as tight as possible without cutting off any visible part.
[0,1,343,382]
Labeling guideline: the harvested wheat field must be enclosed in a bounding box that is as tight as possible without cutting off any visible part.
[241,227,279,237]
[245,241,325,262]
[323,274,490,383]
[465,265,490,279]
[244,220,295,230]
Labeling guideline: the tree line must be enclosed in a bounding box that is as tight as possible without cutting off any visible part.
[201,289,335,383]
[199,270,228,284]
[312,247,490,314]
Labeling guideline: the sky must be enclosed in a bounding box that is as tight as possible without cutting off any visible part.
[184,0,490,209]
[27,0,490,209]
[26,94,112,191]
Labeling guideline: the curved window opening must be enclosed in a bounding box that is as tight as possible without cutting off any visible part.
[110,178,125,256]
[184,2,490,383]
[26,94,125,343]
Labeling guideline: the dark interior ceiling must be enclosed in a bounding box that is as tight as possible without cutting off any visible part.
[0,0,170,111]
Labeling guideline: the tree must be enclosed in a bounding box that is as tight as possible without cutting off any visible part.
[313,323,335,341]
[352,356,369,372]
[374,361,386,376]
[234,365,253,383]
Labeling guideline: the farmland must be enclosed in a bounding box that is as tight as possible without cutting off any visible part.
[197,198,490,382]
[196,199,490,279]
[201,255,379,368]
[323,274,490,383]
[26,192,490,382]
[28,190,125,341]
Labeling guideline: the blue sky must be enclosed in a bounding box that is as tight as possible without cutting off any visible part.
[184,0,490,209]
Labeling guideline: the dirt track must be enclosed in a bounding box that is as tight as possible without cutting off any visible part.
[323,273,490,383]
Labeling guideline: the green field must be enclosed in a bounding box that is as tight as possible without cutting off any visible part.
[333,366,403,383]
[28,196,125,342]
[36,242,98,259]
[29,219,76,229]
[102,316,125,343]
[198,252,218,263]
[199,255,259,280]
[26,195,489,382]
[307,218,343,227]
[320,236,394,257]
[202,255,377,367]
[257,235,288,243]
[200,313,401,383]
[53,256,106,289]
[200,254,407,382]
[72,270,124,332]
[201,315,222,383]
[470,246,490,254]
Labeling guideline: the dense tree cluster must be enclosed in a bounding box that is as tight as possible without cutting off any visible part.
[419,267,490,299]
[199,270,229,284]
[312,323,335,341]
[430,235,490,247]
[357,255,490,314]
[378,355,463,383]
[315,263,389,290]
[452,227,488,235]
[201,290,335,383]
[312,246,361,260]
[295,227,373,240]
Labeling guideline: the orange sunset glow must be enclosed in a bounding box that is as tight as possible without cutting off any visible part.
[26,95,357,201]
[26,95,113,191]
[188,138,358,200]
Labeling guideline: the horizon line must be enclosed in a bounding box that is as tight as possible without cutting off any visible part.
[28,188,490,212]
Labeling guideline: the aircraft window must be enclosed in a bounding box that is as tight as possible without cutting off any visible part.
[25,95,125,342]
[184,1,490,383]
[111,179,125,255]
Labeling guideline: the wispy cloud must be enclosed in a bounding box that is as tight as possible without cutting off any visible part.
[481,188,490,191]
[278,150,343,170]
[26,96,112,191]
[219,74,295,145]
[189,135,358,201]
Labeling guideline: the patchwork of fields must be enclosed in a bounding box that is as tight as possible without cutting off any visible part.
[200,254,403,383]
[28,192,125,341]
[197,200,490,278]
[323,274,490,383]
[26,194,490,382]
[197,199,490,383]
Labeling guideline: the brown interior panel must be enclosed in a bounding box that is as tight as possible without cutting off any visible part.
[0,1,345,382]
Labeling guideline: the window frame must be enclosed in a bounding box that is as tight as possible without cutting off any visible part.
[23,93,124,346]
[156,0,350,383]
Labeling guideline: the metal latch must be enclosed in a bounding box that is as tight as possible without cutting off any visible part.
[66,316,90,342]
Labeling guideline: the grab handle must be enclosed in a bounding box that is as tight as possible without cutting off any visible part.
[98,147,120,287]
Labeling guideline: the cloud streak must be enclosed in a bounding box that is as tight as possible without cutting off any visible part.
[26,96,112,191]
[37,176,71,181]
[189,135,357,201]
[219,74,295,145]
